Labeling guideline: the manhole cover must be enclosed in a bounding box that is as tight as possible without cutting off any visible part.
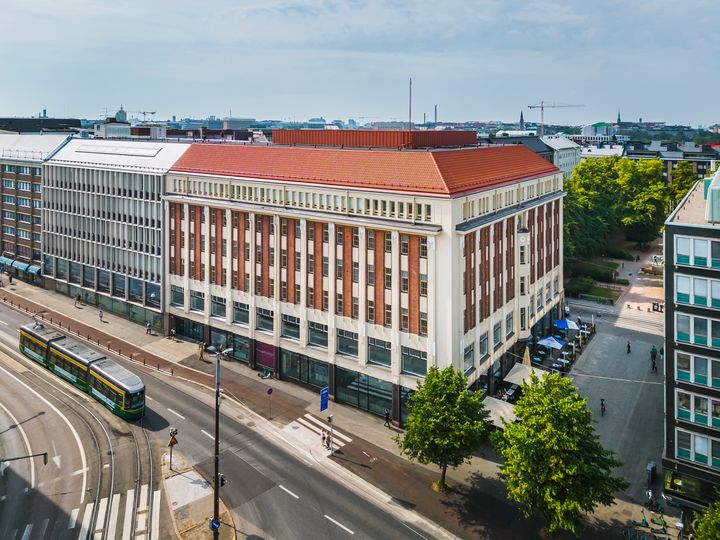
[247,421,256,427]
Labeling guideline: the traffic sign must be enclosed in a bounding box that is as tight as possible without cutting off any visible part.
[168,435,178,447]
[320,386,329,412]
[210,518,220,531]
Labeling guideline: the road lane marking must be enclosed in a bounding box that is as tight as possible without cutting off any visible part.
[402,522,430,539]
[122,489,135,540]
[166,408,185,420]
[303,414,353,442]
[78,502,94,540]
[35,518,49,539]
[0,401,35,488]
[296,417,345,447]
[151,489,161,540]
[138,484,149,512]
[146,395,153,401]
[571,372,664,385]
[279,485,299,499]
[94,497,109,533]
[324,515,354,535]
[0,359,88,503]
[68,508,79,529]
[0,320,7,325]
[51,439,61,468]
[107,495,121,540]
[20,523,33,540]
[201,429,214,440]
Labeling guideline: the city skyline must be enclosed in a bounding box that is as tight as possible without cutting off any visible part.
[1,1,717,126]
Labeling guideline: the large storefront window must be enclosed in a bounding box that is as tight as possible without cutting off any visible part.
[335,366,392,416]
[255,341,274,369]
[145,282,161,308]
[113,274,126,298]
[170,285,184,307]
[43,255,53,275]
[56,259,67,280]
[280,351,328,389]
[69,262,81,284]
[400,386,415,426]
[337,329,358,357]
[97,270,110,293]
[368,338,391,367]
[83,266,95,288]
[129,278,144,303]
[230,334,250,363]
[175,318,204,341]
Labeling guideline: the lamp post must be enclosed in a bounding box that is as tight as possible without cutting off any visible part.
[212,354,221,538]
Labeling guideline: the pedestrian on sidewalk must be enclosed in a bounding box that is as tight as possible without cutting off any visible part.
[652,360,658,373]
[8,275,12,285]
[199,343,205,361]
[650,345,657,362]
[627,341,631,354]
[146,322,152,335]
[321,430,326,448]
[659,346,664,362]
[98,310,104,323]
[384,408,390,427]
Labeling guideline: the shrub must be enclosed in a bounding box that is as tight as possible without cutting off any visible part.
[602,247,634,261]
[572,261,615,283]
[565,276,593,297]
[614,278,630,286]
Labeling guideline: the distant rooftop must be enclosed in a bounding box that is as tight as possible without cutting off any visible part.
[0,133,71,163]
[668,176,717,228]
[271,129,477,149]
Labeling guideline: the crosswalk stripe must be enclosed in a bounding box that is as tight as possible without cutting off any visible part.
[303,414,353,443]
[122,489,135,540]
[68,508,79,529]
[296,417,345,447]
[94,497,108,532]
[138,484,149,513]
[36,518,49,539]
[151,490,161,540]
[106,494,121,540]
[78,502,94,540]
[20,523,33,540]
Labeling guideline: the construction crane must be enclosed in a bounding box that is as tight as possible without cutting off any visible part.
[527,101,584,136]
[127,110,157,122]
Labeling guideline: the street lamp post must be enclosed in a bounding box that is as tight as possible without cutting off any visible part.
[212,354,221,538]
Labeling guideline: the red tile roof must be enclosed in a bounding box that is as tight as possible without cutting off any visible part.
[170,143,558,197]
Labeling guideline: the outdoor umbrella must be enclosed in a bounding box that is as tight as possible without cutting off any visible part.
[554,319,579,330]
[538,336,566,350]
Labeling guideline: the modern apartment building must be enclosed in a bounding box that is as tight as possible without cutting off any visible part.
[0,134,70,279]
[163,132,564,423]
[541,135,581,178]
[42,139,190,328]
[663,171,720,510]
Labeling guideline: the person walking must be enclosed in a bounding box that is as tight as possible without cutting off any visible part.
[98,310,104,323]
[199,343,205,361]
[146,322,152,335]
[659,346,664,362]
[652,359,658,373]
[627,341,631,354]
[321,430,326,449]
[650,345,657,362]
[8,275,12,285]
[384,408,390,427]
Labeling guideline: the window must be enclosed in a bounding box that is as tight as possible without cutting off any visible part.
[506,312,514,338]
[211,296,226,318]
[695,278,708,305]
[281,314,300,340]
[337,329,359,357]
[520,308,526,330]
[384,305,392,327]
[256,308,274,332]
[336,258,343,276]
[401,308,409,330]
[696,356,709,385]
[232,302,249,324]
[677,314,691,342]
[519,245,526,264]
[336,293,343,315]
[420,312,428,336]
[676,352,691,381]
[352,296,359,319]
[336,228,344,245]
[536,290,543,311]
[676,275,690,303]
[401,347,427,376]
[170,285,184,307]
[463,344,475,373]
[694,239,708,266]
[385,235,392,253]
[368,337,391,367]
[676,237,690,264]
[420,238,428,258]
[367,230,375,250]
[323,256,329,277]
[695,317,708,346]
[307,254,314,273]
[368,264,375,284]
[520,276,526,295]
[367,299,375,322]
[401,271,409,292]
[401,235,409,255]
[493,322,502,349]
[190,291,205,312]
[352,262,359,283]
[677,430,691,460]
[384,268,392,289]
[420,274,428,296]
[308,322,328,348]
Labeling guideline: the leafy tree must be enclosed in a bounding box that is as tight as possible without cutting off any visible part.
[671,161,699,206]
[396,366,489,491]
[616,159,668,244]
[493,373,628,535]
[695,496,720,540]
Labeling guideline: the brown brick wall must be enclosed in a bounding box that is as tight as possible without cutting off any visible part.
[193,206,202,281]
[343,226,353,317]
[479,227,491,321]
[215,209,223,285]
[505,216,515,302]
[261,215,270,297]
[545,204,552,271]
[554,200,560,268]
[493,221,504,311]
[408,235,420,335]
[373,230,385,325]
[529,208,536,284]
[286,218,296,303]
[464,231,476,332]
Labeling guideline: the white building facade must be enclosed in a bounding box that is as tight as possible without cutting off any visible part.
[541,135,581,178]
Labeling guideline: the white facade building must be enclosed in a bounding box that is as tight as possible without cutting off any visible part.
[541,135,581,178]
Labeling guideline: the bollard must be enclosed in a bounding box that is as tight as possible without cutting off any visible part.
[157,363,159,370]
[171,368,174,376]
[143,358,146,365]
[118,348,121,356]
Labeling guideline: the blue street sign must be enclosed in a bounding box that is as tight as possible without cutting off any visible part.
[320,386,329,412]
[210,518,220,531]
[266,388,273,395]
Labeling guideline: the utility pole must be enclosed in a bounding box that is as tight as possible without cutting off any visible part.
[211,355,221,537]
[408,77,412,131]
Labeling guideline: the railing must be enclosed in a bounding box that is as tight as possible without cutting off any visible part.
[578,293,615,305]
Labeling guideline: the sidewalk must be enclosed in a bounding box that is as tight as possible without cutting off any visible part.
[0,280,674,539]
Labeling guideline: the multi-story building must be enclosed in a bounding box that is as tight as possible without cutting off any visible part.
[163,132,564,423]
[42,139,190,328]
[626,141,719,184]
[541,135,581,178]
[0,134,70,279]
[663,171,720,509]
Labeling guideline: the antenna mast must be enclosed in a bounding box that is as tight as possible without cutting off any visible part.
[408,77,413,131]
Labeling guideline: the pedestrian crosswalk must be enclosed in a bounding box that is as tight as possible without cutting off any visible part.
[290,413,353,449]
[4,484,161,540]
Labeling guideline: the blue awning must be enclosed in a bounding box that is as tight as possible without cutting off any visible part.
[11,260,30,272]
[0,256,13,269]
[26,265,41,276]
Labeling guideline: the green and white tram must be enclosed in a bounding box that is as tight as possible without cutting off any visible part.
[18,323,145,420]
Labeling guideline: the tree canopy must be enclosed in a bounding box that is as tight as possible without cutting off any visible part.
[493,373,628,535]
[670,161,699,207]
[395,366,489,490]
[695,497,720,540]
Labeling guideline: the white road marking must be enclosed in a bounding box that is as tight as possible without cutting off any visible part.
[122,488,135,540]
[94,497,108,532]
[303,414,353,442]
[0,401,35,488]
[296,417,345,447]
[0,320,7,325]
[68,507,79,529]
[51,439,61,468]
[279,484,299,499]
[106,494,121,540]
[166,408,185,420]
[72,467,88,476]
[146,395,153,401]
[20,523,33,540]
[151,489,161,540]
[0,360,88,503]
[138,484,149,512]
[78,502,94,540]
[571,372,664,385]
[201,429,214,440]
[402,522,430,539]
[35,518,49,539]
[324,515,354,535]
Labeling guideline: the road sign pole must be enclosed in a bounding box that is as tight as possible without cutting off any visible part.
[328,414,334,455]
[213,355,221,539]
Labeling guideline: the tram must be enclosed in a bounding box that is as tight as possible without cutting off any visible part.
[18,323,145,420]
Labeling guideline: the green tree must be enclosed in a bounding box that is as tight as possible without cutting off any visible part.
[671,161,699,206]
[616,159,668,244]
[695,497,720,540]
[395,366,489,491]
[493,373,628,535]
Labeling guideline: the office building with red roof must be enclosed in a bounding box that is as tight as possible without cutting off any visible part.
[164,132,565,423]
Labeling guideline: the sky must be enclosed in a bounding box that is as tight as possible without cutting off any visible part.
[0,0,717,126]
